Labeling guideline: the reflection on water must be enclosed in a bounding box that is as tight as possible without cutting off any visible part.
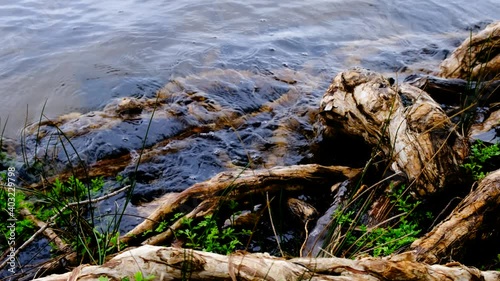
[1,0,498,137]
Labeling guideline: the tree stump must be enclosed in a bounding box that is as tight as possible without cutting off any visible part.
[319,68,467,197]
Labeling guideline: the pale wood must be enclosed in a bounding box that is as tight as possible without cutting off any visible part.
[120,164,361,246]
[439,21,500,80]
[319,68,467,197]
[32,245,500,281]
[411,168,500,264]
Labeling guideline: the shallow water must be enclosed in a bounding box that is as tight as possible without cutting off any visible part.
[1,0,499,137]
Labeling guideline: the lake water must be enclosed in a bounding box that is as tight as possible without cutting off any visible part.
[1,0,499,137]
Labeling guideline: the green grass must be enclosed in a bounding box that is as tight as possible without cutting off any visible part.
[323,183,429,258]
[98,271,156,281]
[0,184,35,252]
[462,140,500,181]
[176,214,251,255]
[0,94,162,272]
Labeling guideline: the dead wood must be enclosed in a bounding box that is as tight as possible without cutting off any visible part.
[405,74,500,105]
[439,21,500,80]
[32,245,500,281]
[319,68,467,197]
[470,108,500,143]
[0,208,68,272]
[411,168,500,264]
[121,164,361,246]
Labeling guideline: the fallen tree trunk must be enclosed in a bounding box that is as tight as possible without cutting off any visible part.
[32,245,500,281]
[319,68,467,197]
[411,168,500,264]
[405,74,500,105]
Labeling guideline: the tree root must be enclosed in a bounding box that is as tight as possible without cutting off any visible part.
[32,245,500,281]
[121,164,361,246]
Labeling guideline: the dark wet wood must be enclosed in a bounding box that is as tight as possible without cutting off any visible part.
[405,74,500,105]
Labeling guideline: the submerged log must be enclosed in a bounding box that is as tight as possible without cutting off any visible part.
[411,168,500,264]
[405,74,500,106]
[319,68,467,197]
[33,245,500,281]
[438,21,500,80]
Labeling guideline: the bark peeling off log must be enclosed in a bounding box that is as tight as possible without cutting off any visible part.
[439,21,500,80]
[320,69,467,196]
[121,164,361,245]
[411,168,500,264]
[32,245,500,281]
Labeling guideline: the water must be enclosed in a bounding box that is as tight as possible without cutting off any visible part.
[1,0,498,137]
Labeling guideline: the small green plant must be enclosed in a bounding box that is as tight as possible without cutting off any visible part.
[116,174,131,186]
[0,185,35,251]
[177,214,250,254]
[21,175,114,263]
[327,184,425,258]
[462,140,500,180]
[133,271,155,281]
[99,272,155,281]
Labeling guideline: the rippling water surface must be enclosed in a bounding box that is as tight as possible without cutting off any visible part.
[1,0,498,136]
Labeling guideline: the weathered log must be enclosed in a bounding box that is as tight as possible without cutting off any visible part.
[319,68,467,197]
[411,168,500,264]
[32,245,500,281]
[121,164,361,246]
[405,74,500,105]
[439,21,500,80]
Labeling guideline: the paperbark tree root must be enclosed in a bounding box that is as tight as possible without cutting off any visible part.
[438,21,500,80]
[319,68,467,197]
[411,168,500,264]
[121,164,361,246]
[32,245,500,281]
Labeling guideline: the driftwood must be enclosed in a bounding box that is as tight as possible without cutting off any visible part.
[27,168,500,280]
[470,108,500,143]
[439,21,500,80]
[32,245,500,281]
[319,68,467,197]
[411,168,500,264]
[405,74,500,105]
[121,164,361,246]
